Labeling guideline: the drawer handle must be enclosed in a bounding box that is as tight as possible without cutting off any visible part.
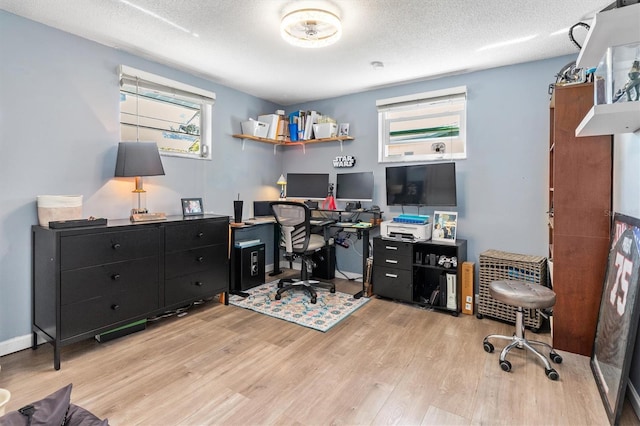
[197,232,205,238]
[197,256,205,263]
[385,246,398,250]
[195,281,203,287]
[385,273,398,278]
[112,243,121,250]
[385,259,398,264]
[111,304,120,310]
[111,273,121,281]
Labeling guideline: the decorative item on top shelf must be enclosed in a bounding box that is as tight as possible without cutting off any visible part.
[338,123,350,136]
[594,43,640,104]
[241,119,269,138]
[432,211,457,243]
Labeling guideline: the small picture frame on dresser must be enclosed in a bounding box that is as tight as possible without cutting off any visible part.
[432,211,457,243]
[181,198,203,217]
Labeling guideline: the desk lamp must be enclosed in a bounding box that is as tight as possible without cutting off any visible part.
[115,141,166,221]
[277,174,287,199]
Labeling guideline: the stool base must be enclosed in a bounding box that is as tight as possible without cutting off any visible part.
[483,306,562,380]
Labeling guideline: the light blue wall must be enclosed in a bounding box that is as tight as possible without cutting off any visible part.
[284,56,572,279]
[0,11,281,344]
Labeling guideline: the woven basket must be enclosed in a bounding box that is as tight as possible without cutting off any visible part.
[478,249,548,329]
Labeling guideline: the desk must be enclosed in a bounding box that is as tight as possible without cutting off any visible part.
[327,222,375,298]
[232,209,380,299]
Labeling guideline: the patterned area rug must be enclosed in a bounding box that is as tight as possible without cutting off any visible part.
[229,281,369,332]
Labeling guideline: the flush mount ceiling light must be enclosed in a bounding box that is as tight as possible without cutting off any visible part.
[280,8,342,48]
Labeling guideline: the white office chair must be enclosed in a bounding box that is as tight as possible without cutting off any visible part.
[270,201,335,303]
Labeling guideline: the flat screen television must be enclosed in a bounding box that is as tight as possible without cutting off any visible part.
[335,171,374,202]
[385,163,456,206]
[286,173,330,200]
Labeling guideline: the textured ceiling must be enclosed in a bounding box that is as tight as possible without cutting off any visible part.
[0,0,613,105]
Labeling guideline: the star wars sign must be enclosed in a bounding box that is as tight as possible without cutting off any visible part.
[333,155,356,168]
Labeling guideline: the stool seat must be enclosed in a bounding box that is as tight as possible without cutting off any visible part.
[489,280,556,310]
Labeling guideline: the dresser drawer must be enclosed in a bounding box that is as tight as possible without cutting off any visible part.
[61,257,159,306]
[60,228,160,270]
[165,245,227,279]
[373,266,413,302]
[165,220,228,252]
[60,287,159,340]
[373,239,413,270]
[165,269,229,306]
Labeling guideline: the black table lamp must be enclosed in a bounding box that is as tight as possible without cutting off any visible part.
[114,141,166,221]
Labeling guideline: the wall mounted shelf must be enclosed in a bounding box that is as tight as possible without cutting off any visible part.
[575,3,640,137]
[232,134,354,154]
[576,101,640,137]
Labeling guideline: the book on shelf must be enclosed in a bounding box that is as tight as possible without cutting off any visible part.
[258,114,280,140]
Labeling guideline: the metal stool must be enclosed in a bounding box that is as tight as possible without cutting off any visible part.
[482,280,562,380]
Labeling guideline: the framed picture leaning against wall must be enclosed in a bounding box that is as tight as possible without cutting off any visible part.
[591,213,640,426]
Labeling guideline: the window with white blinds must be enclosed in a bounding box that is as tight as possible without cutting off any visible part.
[119,65,216,160]
[377,86,467,163]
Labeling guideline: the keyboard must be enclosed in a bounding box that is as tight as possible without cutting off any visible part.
[244,216,276,224]
[335,222,354,227]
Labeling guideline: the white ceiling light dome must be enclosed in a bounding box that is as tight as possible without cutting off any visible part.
[280,6,342,48]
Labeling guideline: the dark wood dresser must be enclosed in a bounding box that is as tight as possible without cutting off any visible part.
[32,214,229,369]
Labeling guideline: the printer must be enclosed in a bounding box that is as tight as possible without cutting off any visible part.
[381,214,432,241]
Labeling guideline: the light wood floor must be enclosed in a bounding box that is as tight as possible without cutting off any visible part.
[1,271,639,425]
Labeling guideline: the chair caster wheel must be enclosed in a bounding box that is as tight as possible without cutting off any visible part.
[310,297,317,304]
[546,368,559,380]
[550,352,563,364]
[483,341,494,353]
[275,293,282,300]
[500,360,512,372]
[476,313,484,319]
[330,287,336,293]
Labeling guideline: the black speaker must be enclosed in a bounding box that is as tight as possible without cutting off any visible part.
[235,243,265,291]
[312,244,335,279]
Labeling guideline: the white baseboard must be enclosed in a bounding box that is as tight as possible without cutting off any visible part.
[0,334,34,357]
[628,382,640,421]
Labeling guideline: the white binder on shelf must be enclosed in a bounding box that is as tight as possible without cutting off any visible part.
[446,273,457,310]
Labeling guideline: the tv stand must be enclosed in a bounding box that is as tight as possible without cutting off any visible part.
[372,237,467,315]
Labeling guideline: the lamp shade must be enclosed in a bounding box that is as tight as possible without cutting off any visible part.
[114,142,165,177]
[277,174,287,185]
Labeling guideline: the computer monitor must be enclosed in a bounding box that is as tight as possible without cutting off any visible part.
[253,201,274,217]
[286,173,330,200]
[335,171,374,202]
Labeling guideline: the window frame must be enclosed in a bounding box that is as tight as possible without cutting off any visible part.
[119,65,216,160]
[377,86,467,163]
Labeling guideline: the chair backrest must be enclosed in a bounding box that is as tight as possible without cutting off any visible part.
[270,201,311,254]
